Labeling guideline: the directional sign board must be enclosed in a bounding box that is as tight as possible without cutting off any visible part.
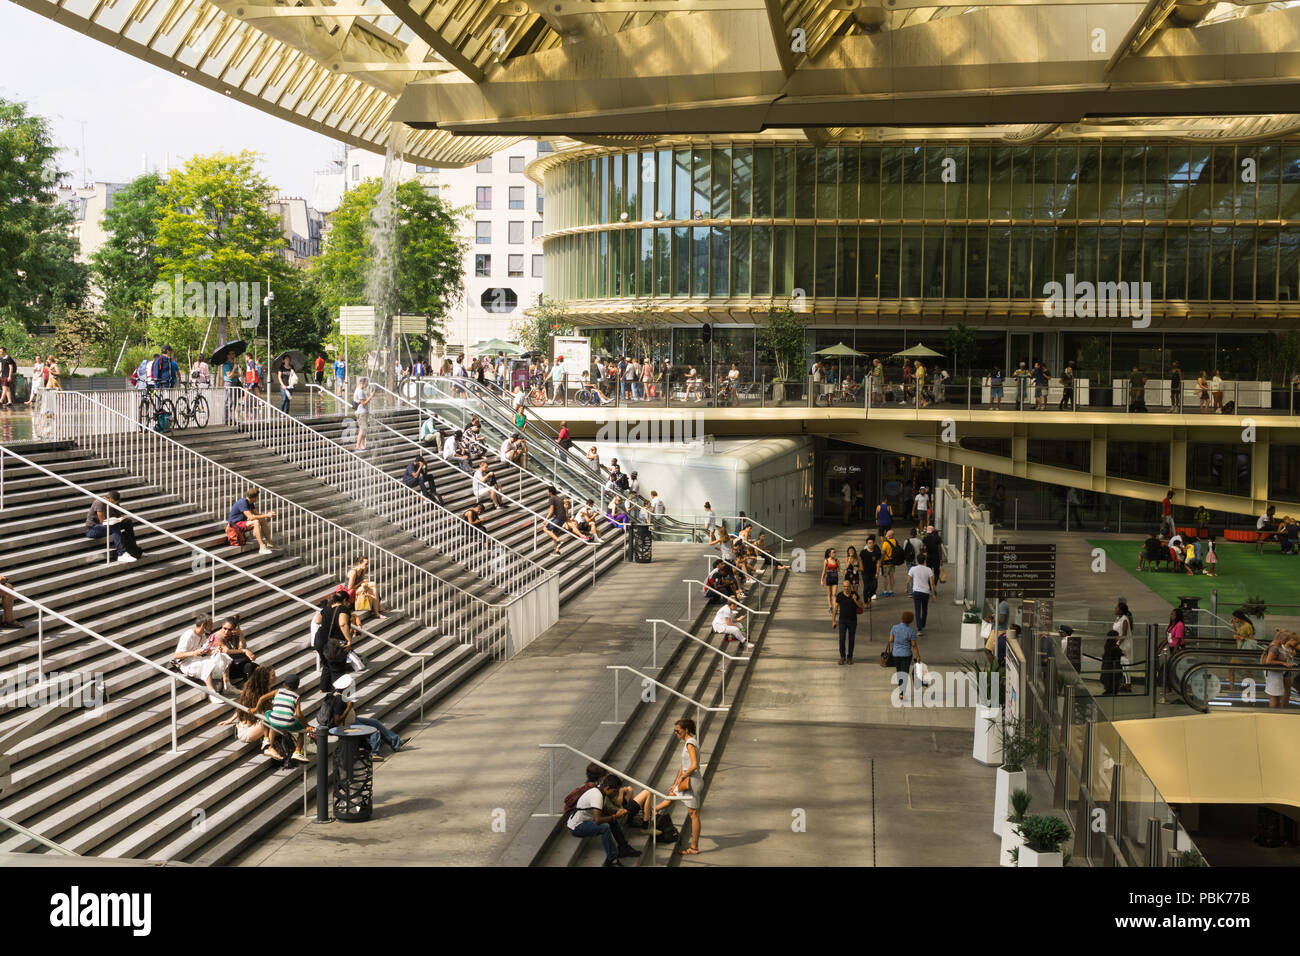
[985,543,1056,599]
[339,305,376,336]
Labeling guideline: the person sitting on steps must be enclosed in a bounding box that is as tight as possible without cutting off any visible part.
[85,489,144,563]
[228,486,276,555]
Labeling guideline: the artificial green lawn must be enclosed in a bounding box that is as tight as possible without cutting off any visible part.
[1087,539,1300,610]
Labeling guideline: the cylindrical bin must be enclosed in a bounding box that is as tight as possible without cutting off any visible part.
[1178,595,1200,643]
[330,725,374,822]
[630,524,652,563]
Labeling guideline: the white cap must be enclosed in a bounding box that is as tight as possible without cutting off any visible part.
[332,672,357,701]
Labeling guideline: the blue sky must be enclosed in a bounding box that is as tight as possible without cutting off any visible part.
[0,1,344,197]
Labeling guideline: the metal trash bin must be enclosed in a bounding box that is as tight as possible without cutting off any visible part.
[626,524,652,563]
[330,725,374,822]
[1178,595,1200,643]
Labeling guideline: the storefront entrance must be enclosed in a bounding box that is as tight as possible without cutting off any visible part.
[819,443,933,526]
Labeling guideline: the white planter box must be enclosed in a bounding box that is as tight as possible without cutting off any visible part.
[961,621,979,651]
[1018,847,1063,868]
[973,704,1002,766]
[993,766,1026,837]
[1000,823,1025,867]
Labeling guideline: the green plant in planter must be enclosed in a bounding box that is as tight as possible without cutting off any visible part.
[1009,788,1031,823]
[1178,849,1208,867]
[1001,718,1052,773]
[1017,814,1071,854]
[957,654,1005,708]
[1242,595,1267,617]
[1009,846,1019,865]
[962,609,982,625]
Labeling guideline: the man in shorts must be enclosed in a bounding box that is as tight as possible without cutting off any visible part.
[228,486,276,555]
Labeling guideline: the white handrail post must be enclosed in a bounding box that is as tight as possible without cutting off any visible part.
[652,620,658,669]
[420,658,426,720]
[36,606,44,682]
[721,664,727,703]
[547,747,556,816]
[210,558,216,625]
[685,583,691,621]
[170,677,179,753]
[612,671,620,724]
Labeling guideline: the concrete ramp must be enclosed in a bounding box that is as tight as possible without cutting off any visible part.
[1115,712,1300,808]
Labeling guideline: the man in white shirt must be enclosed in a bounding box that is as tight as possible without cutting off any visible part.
[172,614,230,696]
[352,376,371,451]
[551,356,567,401]
[841,480,853,526]
[443,430,472,473]
[472,461,502,509]
[567,774,626,866]
[713,600,747,646]
[649,491,666,519]
[512,386,527,414]
[627,472,640,497]
[576,500,602,543]
[906,561,937,634]
[912,486,930,524]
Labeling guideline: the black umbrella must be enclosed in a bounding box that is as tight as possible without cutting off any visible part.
[273,349,306,372]
[211,340,248,366]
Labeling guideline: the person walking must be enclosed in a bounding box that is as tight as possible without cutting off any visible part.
[1160,489,1176,537]
[1059,363,1075,411]
[832,580,865,665]
[820,548,840,619]
[1169,360,1183,412]
[906,558,937,634]
[352,376,372,451]
[1211,369,1225,412]
[277,355,295,413]
[1113,598,1135,693]
[890,610,920,701]
[876,497,893,542]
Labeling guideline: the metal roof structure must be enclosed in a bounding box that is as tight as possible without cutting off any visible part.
[12,0,1300,166]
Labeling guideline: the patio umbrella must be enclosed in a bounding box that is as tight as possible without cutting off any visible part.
[892,343,945,359]
[210,339,248,366]
[473,337,524,357]
[272,349,307,371]
[814,342,865,357]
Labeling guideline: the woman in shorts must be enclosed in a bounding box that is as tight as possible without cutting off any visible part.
[821,548,840,618]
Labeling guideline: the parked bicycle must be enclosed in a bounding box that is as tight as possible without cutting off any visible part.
[137,385,177,433]
[173,383,210,429]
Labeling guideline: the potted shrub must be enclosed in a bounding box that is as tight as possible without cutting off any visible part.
[960,607,982,651]
[1015,814,1071,867]
[959,655,1004,766]
[1000,788,1031,867]
[993,718,1050,836]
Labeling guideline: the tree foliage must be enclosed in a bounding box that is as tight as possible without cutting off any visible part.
[758,305,809,380]
[50,306,110,375]
[0,97,88,331]
[91,173,164,326]
[945,322,977,377]
[624,302,671,362]
[512,295,574,357]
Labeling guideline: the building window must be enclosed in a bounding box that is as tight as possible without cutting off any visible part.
[416,165,433,173]
[476,221,492,244]
[351,164,360,180]
[537,141,554,154]
[508,254,524,276]
[509,186,525,209]
[509,156,525,174]
[532,254,543,277]
[476,186,492,210]
[481,287,518,313]
[508,221,524,244]
[536,189,545,214]
[476,158,493,174]
[532,220,544,240]
[475,254,491,277]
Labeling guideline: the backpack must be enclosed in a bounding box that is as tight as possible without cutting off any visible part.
[903,540,916,563]
[654,810,679,844]
[615,472,630,491]
[880,538,895,564]
[320,608,349,663]
[226,524,246,547]
[562,782,595,824]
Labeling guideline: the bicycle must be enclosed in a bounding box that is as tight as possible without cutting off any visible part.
[137,385,177,433]
[174,384,210,429]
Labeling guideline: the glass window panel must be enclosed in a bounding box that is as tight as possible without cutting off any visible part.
[674,327,705,370]
[598,156,609,223]
[732,147,753,218]
[881,147,903,219]
[1098,226,1120,284]
[692,149,711,217]
[639,228,654,296]
[879,227,900,298]
[945,227,965,298]
[655,228,671,296]
[815,226,836,297]
[901,226,924,298]
[796,147,817,218]
[772,225,793,295]
[1073,144,1099,220]
[1030,226,1055,295]
[1053,225,1076,283]
[673,226,690,295]
[794,225,816,296]
[1233,147,1256,220]
[968,146,990,219]
[673,149,692,220]
[921,225,944,297]
[508,221,524,244]
[597,231,608,297]
[837,226,858,298]
[508,253,524,277]
[1211,147,1236,218]
[988,226,1011,298]
[731,225,750,297]
[858,228,879,298]
[1034,147,1058,218]
[859,147,880,218]
[1164,228,1188,300]
[902,147,925,217]
[752,224,772,296]
[509,185,524,209]
[1256,226,1279,300]
[1063,332,1111,388]
[711,226,730,296]
[1256,144,1281,219]
[712,147,731,219]
[609,230,622,294]
[692,225,709,295]
[1121,146,1146,219]
[657,149,672,220]
[1011,147,1035,218]
[610,154,624,222]
[924,147,948,218]
[714,327,756,380]
[840,147,859,219]
[1186,442,1251,498]
[623,229,636,296]
[1075,226,1098,284]
[963,227,986,298]
[1187,230,1210,298]
[626,153,638,219]
[990,147,1013,219]
[1100,145,1124,219]
[816,147,838,218]
[1281,147,1300,218]
[1229,227,1252,300]
[1143,147,1167,219]
[753,147,773,218]
[948,145,968,218]
[1120,227,1144,291]
[774,148,796,218]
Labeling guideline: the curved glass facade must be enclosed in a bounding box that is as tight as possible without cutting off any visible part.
[541,142,1300,304]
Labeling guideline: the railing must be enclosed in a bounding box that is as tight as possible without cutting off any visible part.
[644,619,748,703]
[0,811,78,856]
[535,742,686,863]
[0,444,439,714]
[682,579,771,621]
[604,665,729,732]
[307,385,603,586]
[48,389,555,660]
[229,387,552,601]
[700,555,776,588]
[668,514,791,557]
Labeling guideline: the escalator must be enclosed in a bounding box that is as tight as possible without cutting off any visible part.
[1166,646,1300,712]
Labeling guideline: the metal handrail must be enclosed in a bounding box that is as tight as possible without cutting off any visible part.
[701,555,776,587]
[672,512,793,551]
[49,389,553,660]
[706,528,782,569]
[232,387,551,595]
[605,665,730,729]
[0,444,437,707]
[682,579,771,619]
[645,618,748,668]
[536,743,686,812]
[0,811,78,856]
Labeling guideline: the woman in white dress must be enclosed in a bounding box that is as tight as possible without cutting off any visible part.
[1113,599,1135,693]
[173,614,232,695]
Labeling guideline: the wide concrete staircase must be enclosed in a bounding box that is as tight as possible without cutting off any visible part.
[0,441,489,863]
[515,555,789,866]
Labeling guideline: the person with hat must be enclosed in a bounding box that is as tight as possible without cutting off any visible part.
[912,485,931,526]
[323,673,403,759]
[568,772,630,866]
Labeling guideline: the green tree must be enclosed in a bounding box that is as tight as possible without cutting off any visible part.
[50,306,109,375]
[945,322,977,380]
[0,98,88,333]
[92,173,164,328]
[312,178,468,346]
[758,305,809,381]
[512,295,574,357]
[625,302,671,363]
[153,152,290,353]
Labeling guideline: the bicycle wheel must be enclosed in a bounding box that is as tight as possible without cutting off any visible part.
[156,398,177,433]
[190,394,209,428]
[173,397,190,430]
[138,394,155,427]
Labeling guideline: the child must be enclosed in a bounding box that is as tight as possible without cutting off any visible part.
[1205,539,1218,576]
